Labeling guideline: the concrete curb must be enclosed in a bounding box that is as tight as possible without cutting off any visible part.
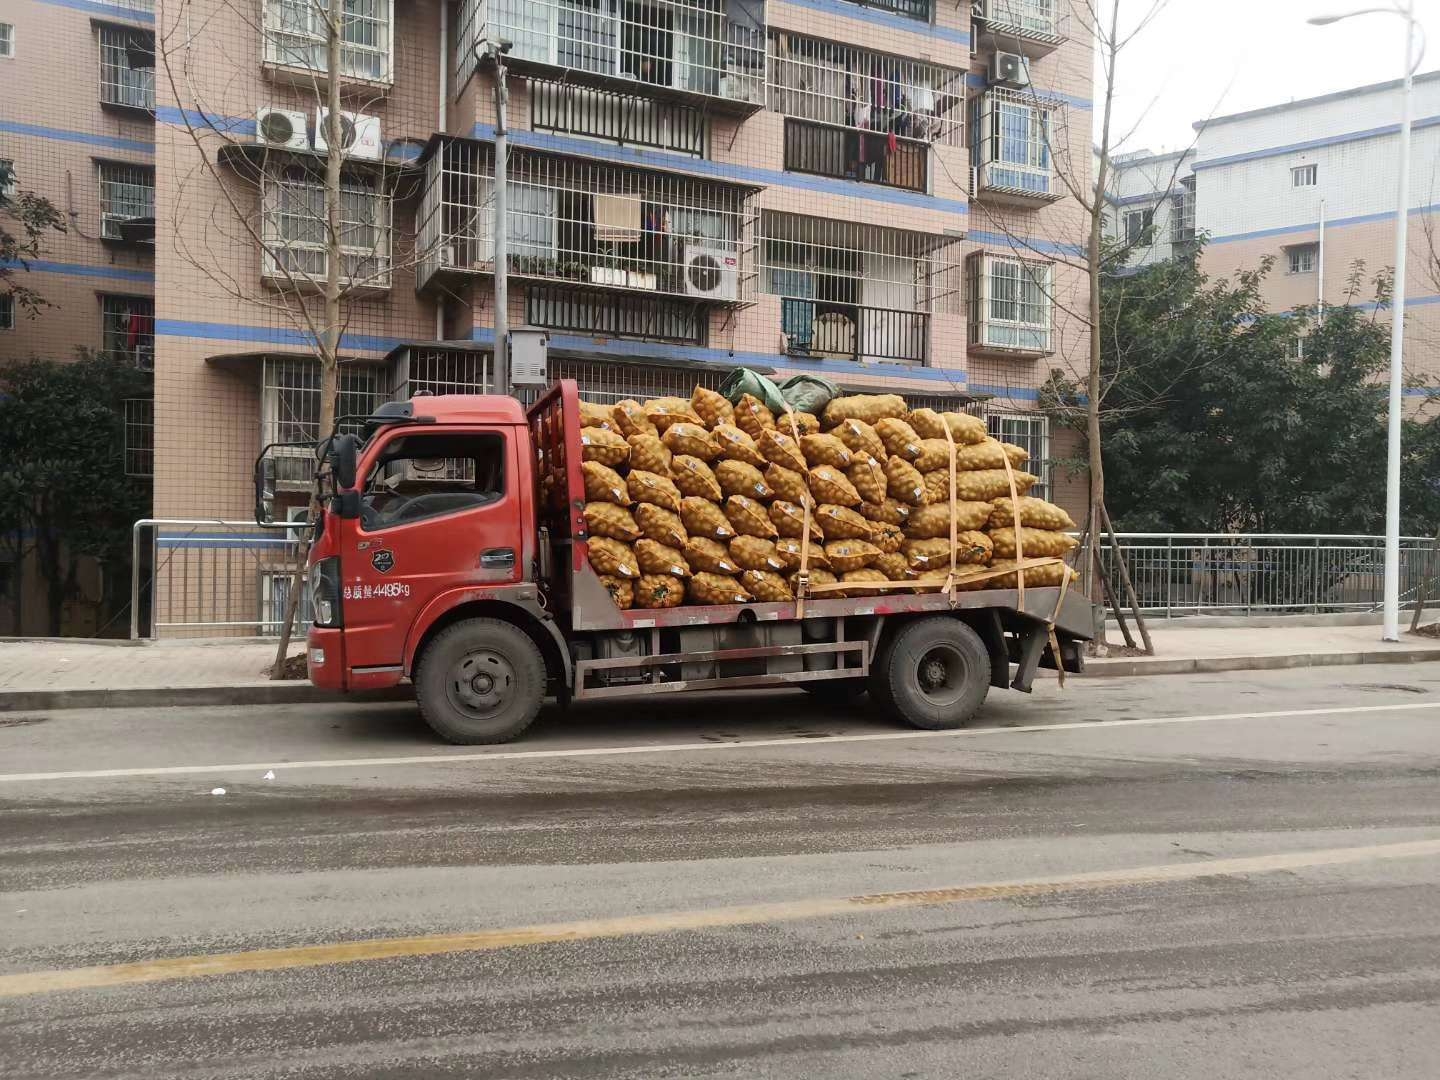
[0,684,411,712]
[1085,648,1440,678]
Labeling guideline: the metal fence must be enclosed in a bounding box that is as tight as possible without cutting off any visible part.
[1096,533,1438,617]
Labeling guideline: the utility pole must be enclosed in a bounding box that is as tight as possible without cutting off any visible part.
[479,41,512,396]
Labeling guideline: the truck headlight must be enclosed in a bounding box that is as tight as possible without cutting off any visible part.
[309,557,342,628]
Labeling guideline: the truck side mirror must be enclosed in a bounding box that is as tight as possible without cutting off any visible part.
[254,455,278,526]
[329,434,359,491]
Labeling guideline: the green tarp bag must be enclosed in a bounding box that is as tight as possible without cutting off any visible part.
[718,368,786,412]
[719,370,842,416]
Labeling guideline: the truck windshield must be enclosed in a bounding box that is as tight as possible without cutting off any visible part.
[358,431,506,531]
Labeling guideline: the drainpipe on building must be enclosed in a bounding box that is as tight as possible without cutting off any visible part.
[436,1,448,343]
[1317,199,1326,324]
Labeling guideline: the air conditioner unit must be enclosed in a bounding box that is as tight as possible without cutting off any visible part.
[989,51,1030,88]
[313,109,383,161]
[255,107,309,150]
[683,244,738,302]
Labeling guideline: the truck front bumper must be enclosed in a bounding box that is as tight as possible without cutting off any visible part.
[306,628,346,690]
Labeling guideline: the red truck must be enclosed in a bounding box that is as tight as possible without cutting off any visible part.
[256,380,1091,744]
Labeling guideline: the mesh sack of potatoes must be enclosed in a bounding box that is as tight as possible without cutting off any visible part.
[902,533,993,573]
[825,539,882,573]
[582,461,631,505]
[913,439,960,474]
[584,502,642,542]
[579,400,616,430]
[684,536,740,575]
[772,538,805,572]
[689,571,753,604]
[599,575,634,609]
[740,569,794,602]
[954,469,1037,502]
[635,539,691,578]
[635,574,686,609]
[800,433,852,469]
[775,409,820,436]
[734,393,776,439]
[691,385,735,429]
[872,551,916,581]
[643,397,703,431]
[627,433,672,475]
[839,569,891,597]
[769,500,824,541]
[884,456,927,505]
[921,470,956,507]
[680,496,735,541]
[587,537,639,578]
[988,527,1080,560]
[982,559,1080,590]
[725,495,779,539]
[869,522,904,554]
[830,417,886,461]
[790,566,837,595]
[663,422,721,461]
[953,438,1029,472]
[858,497,912,526]
[716,459,774,501]
[908,408,987,445]
[627,469,683,511]
[612,399,657,439]
[635,504,688,549]
[988,497,1077,531]
[815,504,871,540]
[875,417,924,462]
[821,394,908,428]
[730,535,788,573]
[848,454,887,505]
[580,426,629,466]
[669,456,723,501]
[758,429,808,473]
[810,465,861,507]
[764,463,810,505]
[903,501,994,539]
[712,424,767,468]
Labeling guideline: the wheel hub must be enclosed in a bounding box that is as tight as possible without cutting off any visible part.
[448,650,515,718]
[915,645,961,701]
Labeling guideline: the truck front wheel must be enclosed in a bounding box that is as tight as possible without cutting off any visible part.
[873,617,990,731]
[414,618,546,745]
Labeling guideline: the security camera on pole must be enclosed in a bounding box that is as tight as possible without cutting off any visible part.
[476,39,513,396]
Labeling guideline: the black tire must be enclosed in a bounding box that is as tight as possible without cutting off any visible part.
[874,616,990,731]
[800,679,867,707]
[414,618,547,745]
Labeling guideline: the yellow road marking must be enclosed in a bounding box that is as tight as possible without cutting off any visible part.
[2,837,1437,1000]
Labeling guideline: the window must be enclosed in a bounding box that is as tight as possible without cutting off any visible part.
[124,397,154,477]
[360,432,507,531]
[988,413,1050,501]
[1286,244,1317,275]
[97,163,154,240]
[1169,177,1196,243]
[261,165,392,287]
[0,23,14,59]
[263,0,393,82]
[970,90,1060,199]
[102,295,154,366]
[99,26,156,109]
[528,284,706,344]
[1291,164,1317,188]
[1123,207,1153,246]
[969,253,1052,354]
[0,293,14,331]
[262,357,383,484]
[0,158,14,199]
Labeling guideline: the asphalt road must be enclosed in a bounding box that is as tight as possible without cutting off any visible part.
[3,663,1440,1078]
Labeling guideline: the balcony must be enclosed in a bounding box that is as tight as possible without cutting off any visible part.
[456,0,767,115]
[966,251,1053,358]
[415,137,758,304]
[840,0,930,22]
[781,298,928,364]
[969,87,1066,207]
[971,0,1069,58]
[783,118,927,193]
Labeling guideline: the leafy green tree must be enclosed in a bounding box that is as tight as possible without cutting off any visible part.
[1,161,67,317]
[0,354,152,635]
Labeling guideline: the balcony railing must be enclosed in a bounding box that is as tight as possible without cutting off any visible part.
[969,87,1066,206]
[457,0,766,112]
[530,78,708,157]
[415,137,757,303]
[781,298,928,364]
[841,0,930,22]
[783,118,926,193]
[972,0,1069,57]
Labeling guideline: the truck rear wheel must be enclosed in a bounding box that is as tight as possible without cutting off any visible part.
[414,618,546,745]
[873,616,990,731]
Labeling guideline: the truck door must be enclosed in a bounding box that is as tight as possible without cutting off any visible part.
[340,427,521,671]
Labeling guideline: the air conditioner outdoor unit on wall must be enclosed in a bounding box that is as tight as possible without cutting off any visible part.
[255,107,309,150]
[683,244,738,302]
[313,109,383,160]
[988,51,1030,89]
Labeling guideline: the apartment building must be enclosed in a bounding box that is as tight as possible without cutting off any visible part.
[1103,147,1194,268]
[2,0,1093,634]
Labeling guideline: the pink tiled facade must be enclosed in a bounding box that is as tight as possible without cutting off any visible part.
[4,0,1092,633]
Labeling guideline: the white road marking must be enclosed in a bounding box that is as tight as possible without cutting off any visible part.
[1,700,1437,784]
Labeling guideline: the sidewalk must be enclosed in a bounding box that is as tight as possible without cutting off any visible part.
[2,623,1439,711]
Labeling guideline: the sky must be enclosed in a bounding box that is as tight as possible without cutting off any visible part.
[1100,0,1440,154]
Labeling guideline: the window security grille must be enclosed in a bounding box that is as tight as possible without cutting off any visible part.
[99,26,155,109]
[967,253,1052,354]
[98,163,154,240]
[263,0,392,82]
[261,165,392,288]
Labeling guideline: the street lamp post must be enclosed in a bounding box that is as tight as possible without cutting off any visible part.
[1310,2,1424,642]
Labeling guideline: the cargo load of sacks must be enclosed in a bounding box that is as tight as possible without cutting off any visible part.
[578,387,1081,609]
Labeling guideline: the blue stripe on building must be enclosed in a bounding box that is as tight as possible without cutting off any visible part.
[967,229,1084,258]
[776,0,969,47]
[29,0,154,24]
[0,120,153,155]
[156,319,408,354]
[1192,113,1440,171]
[1,258,154,283]
[1208,201,1440,246]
